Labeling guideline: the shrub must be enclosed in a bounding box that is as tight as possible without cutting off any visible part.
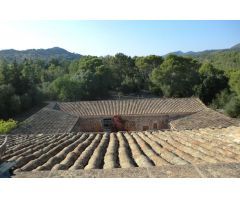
[0,119,18,134]
[224,96,240,118]
[211,89,233,109]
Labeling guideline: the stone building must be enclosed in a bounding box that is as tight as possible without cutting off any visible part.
[58,98,206,132]
[4,98,240,178]
[11,97,239,134]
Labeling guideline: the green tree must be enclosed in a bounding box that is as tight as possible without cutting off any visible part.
[135,55,163,89]
[150,55,200,97]
[104,53,141,93]
[211,89,233,109]
[49,75,82,101]
[196,63,229,104]
[0,60,10,84]
[224,96,240,118]
[41,63,66,82]
[70,56,112,99]
[229,69,240,97]
[0,84,21,118]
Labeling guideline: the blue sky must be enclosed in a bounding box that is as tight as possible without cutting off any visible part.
[0,20,240,56]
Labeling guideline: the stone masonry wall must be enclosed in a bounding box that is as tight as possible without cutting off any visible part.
[71,113,190,132]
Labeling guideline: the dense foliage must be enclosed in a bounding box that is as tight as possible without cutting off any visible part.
[168,44,240,70]
[0,119,17,134]
[191,50,240,70]
[0,48,240,119]
[195,63,229,104]
[0,60,43,118]
[151,55,200,97]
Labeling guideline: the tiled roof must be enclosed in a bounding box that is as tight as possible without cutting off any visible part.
[0,136,7,160]
[11,107,79,135]
[57,98,206,117]
[170,109,240,130]
[2,126,240,176]
[10,98,238,134]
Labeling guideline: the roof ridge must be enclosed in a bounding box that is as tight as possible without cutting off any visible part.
[57,97,201,104]
[57,97,206,117]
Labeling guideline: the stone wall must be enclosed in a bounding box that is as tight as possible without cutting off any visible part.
[71,113,190,132]
[124,115,169,131]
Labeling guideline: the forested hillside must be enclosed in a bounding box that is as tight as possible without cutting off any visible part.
[0,47,81,63]
[0,44,240,120]
[190,50,240,70]
[168,43,240,70]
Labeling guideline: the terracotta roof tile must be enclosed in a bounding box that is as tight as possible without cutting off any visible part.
[2,126,240,174]
[170,109,240,130]
[57,98,206,117]
[11,107,79,135]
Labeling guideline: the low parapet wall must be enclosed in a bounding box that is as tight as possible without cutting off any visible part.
[13,162,240,178]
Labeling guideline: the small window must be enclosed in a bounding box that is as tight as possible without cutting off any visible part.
[143,125,149,131]
[153,123,157,130]
[102,118,113,131]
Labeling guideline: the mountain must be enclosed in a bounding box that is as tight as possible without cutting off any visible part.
[0,44,239,70]
[0,47,81,62]
[166,43,240,70]
[167,51,185,56]
[166,43,240,57]
[166,49,229,57]
[231,43,240,50]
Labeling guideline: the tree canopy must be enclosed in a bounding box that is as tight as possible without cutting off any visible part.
[196,63,229,104]
[0,51,240,119]
[150,55,200,97]
[135,55,163,90]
